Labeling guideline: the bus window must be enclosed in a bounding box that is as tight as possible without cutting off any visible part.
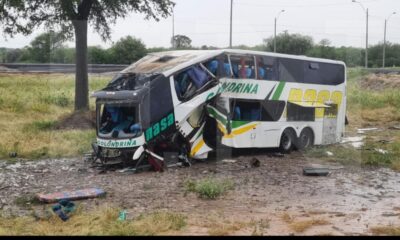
[278,58,305,83]
[230,55,256,79]
[174,64,215,101]
[304,62,345,85]
[261,101,286,121]
[232,101,261,121]
[256,56,278,80]
[205,59,219,76]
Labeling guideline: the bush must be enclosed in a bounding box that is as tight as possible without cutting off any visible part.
[184,178,234,200]
[40,93,70,108]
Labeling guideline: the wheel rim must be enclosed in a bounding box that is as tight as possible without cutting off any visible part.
[301,134,310,148]
[282,134,291,150]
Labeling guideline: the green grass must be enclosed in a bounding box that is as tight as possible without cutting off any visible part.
[0,207,187,236]
[184,178,235,200]
[305,138,400,171]
[0,73,109,160]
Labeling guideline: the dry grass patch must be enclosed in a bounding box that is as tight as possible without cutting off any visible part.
[0,206,186,236]
[289,219,330,233]
[281,213,329,234]
[207,220,250,236]
[370,226,400,236]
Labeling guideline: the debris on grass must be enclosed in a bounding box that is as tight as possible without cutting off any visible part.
[37,188,106,203]
[326,151,334,157]
[357,128,379,134]
[341,136,365,149]
[303,166,330,177]
[375,148,389,155]
[250,158,261,168]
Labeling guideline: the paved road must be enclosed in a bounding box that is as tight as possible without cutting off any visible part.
[0,63,129,74]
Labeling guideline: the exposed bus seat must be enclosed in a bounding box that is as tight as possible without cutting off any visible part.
[232,64,239,78]
[258,68,266,79]
[224,63,232,76]
[187,66,209,89]
[246,68,253,78]
[234,106,241,120]
[207,60,219,75]
[250,109,261,121]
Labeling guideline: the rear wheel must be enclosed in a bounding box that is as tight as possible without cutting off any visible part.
[297,128,314,150]
[279,129,296,154]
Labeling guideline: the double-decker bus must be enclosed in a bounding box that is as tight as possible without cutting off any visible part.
[91,49,346,169]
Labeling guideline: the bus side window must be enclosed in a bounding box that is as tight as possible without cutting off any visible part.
[175,64,215,101]
[232,101,261,121]
[257,56,277,80]
[229,55,256,79]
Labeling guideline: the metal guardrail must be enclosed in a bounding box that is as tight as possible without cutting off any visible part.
[0,63,129,74]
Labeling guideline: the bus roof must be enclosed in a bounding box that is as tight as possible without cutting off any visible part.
[122,49,346,76]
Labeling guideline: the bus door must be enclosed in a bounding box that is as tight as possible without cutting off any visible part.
[231,100,261,147]
[322,103,339,145]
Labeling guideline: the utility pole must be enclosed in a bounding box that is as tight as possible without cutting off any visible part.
[274,10,285,53]
[352,0,369,68]
[383,12,396,68]
[230,0,233,49]
[366,8,369,68]
[172,8,175,49]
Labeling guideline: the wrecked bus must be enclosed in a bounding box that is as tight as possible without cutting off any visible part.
[90,50,346,170]
[91,51,224,169]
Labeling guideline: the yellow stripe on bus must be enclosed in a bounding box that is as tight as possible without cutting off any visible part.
[191,139,206,157]
[224,123,259,139]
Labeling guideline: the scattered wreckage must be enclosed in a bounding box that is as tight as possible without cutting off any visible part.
[87,50,347,173]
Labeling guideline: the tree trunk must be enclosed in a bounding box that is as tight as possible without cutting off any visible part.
[73,20,89,111]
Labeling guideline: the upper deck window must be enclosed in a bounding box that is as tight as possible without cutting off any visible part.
[256,56,278,81]
[229,55,256,79]
[278,58,345,85]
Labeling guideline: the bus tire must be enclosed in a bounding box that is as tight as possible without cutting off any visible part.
[279,128,296,154]
[297,128,314,150]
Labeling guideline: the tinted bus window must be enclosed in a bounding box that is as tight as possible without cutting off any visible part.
[261,101,285,121]
[230,55,256,79]
[256,56,278,81]
[304,62,345,85]
[278,58,305,83]
[278,58,345,85]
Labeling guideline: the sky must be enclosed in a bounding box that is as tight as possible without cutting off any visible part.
[1,0,400,49]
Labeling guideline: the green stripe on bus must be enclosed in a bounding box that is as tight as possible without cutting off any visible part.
[231,121,251,129]
[207,106,227,126]
[272,82,286,100]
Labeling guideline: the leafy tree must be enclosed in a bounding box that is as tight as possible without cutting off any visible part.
[27,31,65,63]
[171,35,192,49]
[368,42,400,68]
[110,36,147,64]
[263,31,314,55]
[0,0,174,110]
[147,47,170,53]
[88,46,110,64]
[307,39,336,60]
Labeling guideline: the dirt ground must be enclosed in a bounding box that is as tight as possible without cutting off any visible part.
[1,149,400,236]
[361,73,400,91]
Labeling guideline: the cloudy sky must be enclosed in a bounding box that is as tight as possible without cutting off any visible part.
[1,0,399,49]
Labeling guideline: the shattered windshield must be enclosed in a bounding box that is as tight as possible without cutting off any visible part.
[104,73,160,91]
[121,52,200,74]
[98,103,142,139]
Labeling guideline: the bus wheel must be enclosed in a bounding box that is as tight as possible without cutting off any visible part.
[279,129,296,154]
[297,128,314,150]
